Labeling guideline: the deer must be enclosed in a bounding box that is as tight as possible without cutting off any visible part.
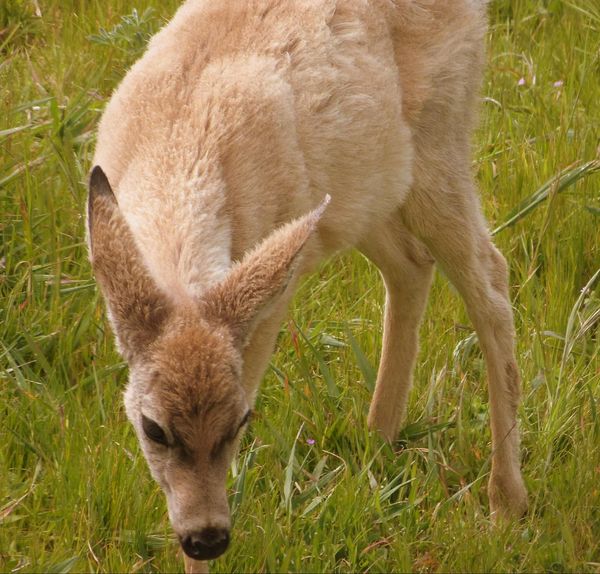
[87,0,528,572]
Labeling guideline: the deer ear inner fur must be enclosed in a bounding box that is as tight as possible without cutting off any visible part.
[88,165,172,361]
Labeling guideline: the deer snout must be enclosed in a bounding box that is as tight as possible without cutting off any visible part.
[180,527,230,560]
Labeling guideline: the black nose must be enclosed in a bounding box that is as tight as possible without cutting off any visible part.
[181,527,230,560]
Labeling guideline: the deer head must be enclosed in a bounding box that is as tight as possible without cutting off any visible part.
[87,165,327,560]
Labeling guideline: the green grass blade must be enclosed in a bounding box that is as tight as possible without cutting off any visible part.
[492,160,600,235]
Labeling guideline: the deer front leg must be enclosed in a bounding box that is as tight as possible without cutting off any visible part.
[360,221,434,441]
[184,555,209,574]
[404,174,528,519]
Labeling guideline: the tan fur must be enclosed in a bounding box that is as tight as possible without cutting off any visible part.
[88,0,527,570]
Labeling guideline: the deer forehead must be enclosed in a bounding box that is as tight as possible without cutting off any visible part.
[136,325,244,417]
[151,322,240,381]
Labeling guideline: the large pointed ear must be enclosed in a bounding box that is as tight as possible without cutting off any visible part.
[87,165,171,361]
[202,196,330,347]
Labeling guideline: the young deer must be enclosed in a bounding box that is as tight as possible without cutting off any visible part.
[87,0,527,571]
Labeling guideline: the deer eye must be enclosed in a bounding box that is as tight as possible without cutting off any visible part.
[141,415,169,446]
[209,410,252,460]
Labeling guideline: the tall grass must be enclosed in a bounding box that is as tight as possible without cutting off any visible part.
[1,0,599,572]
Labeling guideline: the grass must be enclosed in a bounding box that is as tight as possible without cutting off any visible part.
[1,0,599,572]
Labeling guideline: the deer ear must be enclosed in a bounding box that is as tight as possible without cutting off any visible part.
[88,166,171,361]
[202,196,330,347]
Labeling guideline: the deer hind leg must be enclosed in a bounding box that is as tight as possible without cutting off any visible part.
[403,175,528,519]
[359,219,435,442]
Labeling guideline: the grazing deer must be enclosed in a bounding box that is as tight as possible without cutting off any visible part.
[87,0,527,571]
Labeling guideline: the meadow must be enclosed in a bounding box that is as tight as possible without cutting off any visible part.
[1,0,599,572]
